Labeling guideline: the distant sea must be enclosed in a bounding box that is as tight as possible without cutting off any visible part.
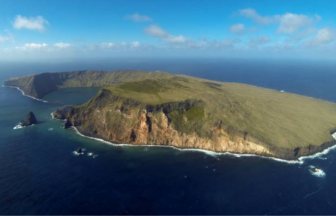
[1,58,336,214]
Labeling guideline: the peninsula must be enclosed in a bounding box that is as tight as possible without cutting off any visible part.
[5,70,336,160]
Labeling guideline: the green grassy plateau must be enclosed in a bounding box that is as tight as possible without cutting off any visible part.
[99,75,336,149]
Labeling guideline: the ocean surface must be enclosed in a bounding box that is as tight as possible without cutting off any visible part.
[1,59,336,214]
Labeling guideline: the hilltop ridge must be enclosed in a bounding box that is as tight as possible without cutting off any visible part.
[4,70,173,99]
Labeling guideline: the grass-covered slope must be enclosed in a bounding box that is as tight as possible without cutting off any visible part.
[76,76,336,152]
[4,70,174,99]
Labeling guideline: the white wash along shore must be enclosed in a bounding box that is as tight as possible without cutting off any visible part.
[6,84,336,164]
[2,85,48,103]
[71,126,336,165]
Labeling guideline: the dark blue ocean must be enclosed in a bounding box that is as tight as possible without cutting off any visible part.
[1,58,336,215]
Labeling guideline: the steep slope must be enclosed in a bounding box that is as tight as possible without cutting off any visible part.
[57,76,336,160]
[4,70,173,99]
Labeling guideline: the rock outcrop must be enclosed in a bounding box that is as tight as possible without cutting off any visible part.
[21,111,37,126]
[52,105,72,119]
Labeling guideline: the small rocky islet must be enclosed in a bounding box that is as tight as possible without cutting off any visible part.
[20,111,37,127]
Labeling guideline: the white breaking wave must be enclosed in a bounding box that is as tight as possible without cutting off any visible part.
[309,165,326,178]
[71,126,304,164]
[50,112,67,121]
[2,85,48,103]
[332,132,336,140]
[73,151,84,156]
[48,128,54,131]
[298,135,336,162]
[13,124,23,130]
[13,123,34,130]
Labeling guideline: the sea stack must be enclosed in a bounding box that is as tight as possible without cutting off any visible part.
[76,147,83,154]
[21,111,37,126]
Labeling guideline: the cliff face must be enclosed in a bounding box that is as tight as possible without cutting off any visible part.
[59,90,273,158]
[9,70,336,160]
[4,70,173,99]
[54,87,336,160]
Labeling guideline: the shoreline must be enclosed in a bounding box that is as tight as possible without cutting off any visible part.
[71,126,314,164]
[2,85,48,103]
[71,127,336,164]
[6,82,336,163]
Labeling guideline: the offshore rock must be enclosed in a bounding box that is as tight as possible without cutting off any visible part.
[21,111,37,126]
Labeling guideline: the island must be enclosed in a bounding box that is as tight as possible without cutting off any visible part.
[5,70,336,160]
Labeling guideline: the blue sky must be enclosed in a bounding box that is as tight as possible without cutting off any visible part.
[0,0,335,61]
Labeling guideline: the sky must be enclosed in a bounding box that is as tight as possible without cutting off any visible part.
[0,0,336,61]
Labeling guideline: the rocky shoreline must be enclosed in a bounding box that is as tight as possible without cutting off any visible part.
[7,70,336,161]
[51,101,336,161]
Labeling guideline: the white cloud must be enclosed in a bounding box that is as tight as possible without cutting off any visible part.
[305,28,335,46]
[239,9,274,25]
[0,30,14,43]
[285,27,317,43]
[144,25,189,44]
[144,25,168,37]
[54,42,71,48]
[166,35,188,43]
[230,24,245,35]
[249,36,270,48]
[125,13,152,22]
[130,41,140,48]
[277,13,314,34]
[239,9,321,35]
[218,39,238,48]
[144,25,242,50]
[23,43,48,49]
[100,41,143,49]
[0,35,10,42]
[13,15,49,31]
[13,42,73,52]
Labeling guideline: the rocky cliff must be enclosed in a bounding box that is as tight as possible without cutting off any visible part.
[8,70,336,160]
[52,77,336,160]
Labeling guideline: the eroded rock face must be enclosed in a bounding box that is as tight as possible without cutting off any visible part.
[21,111,37,126]
[52,105,72,120]
[58,92,277,159]
[53,89,336,160]
[64,118,72,129]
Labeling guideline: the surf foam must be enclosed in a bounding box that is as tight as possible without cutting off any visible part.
[71,126,304,164]
[309,165,326,178]
[13,124,23,130]
[2,85,48,103]
[13,123,35,130]
[298,138,336,162]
